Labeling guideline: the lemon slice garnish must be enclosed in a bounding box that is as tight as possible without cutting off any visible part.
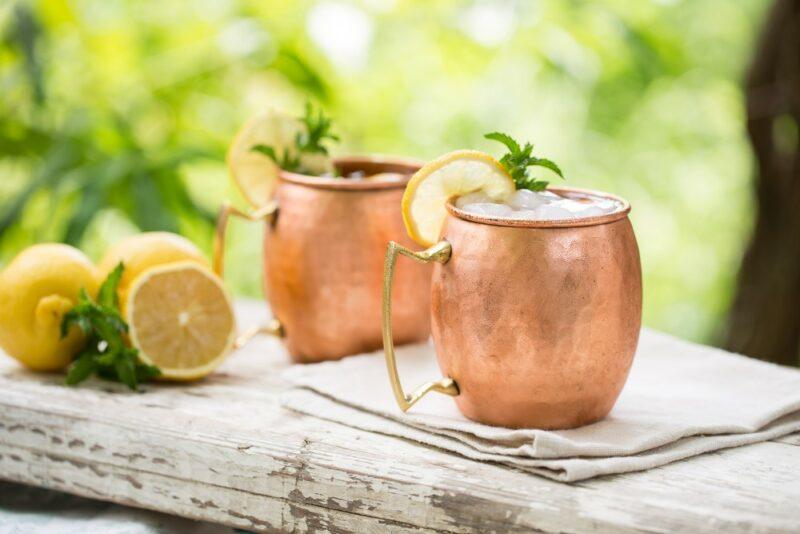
[227,110,336,207]
[401,150,515,246]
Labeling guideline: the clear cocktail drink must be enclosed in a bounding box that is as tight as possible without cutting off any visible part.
[456,188,623,220]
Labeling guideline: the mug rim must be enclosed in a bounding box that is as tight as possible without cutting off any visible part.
[279,155,422,191]
[446,186,632,229]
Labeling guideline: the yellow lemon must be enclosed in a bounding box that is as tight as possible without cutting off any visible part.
[97,232,207,317]
[227,109,333,207]
[0,244,99,371]
[126,261,236,381]
[401,150,515,246]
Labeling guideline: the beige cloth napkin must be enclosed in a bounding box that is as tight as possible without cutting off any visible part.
[280,329,800,482]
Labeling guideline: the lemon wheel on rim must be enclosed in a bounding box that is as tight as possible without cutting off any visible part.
[401,150,515,246]
[227,109,334,208]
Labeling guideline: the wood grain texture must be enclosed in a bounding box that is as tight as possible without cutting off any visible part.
[0,300,798,533]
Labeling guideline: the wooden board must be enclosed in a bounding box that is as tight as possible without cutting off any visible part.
[0,300,798,533]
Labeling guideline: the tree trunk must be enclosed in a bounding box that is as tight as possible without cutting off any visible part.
[724,0,800,366]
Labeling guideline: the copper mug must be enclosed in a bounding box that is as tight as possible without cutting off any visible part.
[382,187,642,429]
[215,156,432,363]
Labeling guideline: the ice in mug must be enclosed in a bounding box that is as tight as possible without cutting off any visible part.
[456,189,623,221]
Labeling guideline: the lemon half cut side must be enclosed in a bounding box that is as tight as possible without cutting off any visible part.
[98,232,208,319]
[126,262,237,381]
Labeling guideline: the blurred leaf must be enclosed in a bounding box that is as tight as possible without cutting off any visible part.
[63,182,104,245]
[272,48,329,102]
[0,123,51,155]
[9,4,45,105]
[0,142,80,237]
[131,168,179,232]
[62,157,131,244]
[165,175,217,225]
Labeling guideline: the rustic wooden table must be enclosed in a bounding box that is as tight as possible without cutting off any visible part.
[0,301,798,533]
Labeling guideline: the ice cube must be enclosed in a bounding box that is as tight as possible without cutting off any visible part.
[580,206,606,217]
[456,191,493,209]
[508,210,539,220]
[557,199,609,218]
[556,199,591,213]
[539,190,563,201]
[594,199,619,212]
[532,203,574,221]
[461,202,513,217]
[507,189,548,210]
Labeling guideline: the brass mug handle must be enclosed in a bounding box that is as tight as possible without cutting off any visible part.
[213,200,284,348]
[382,240,459,411]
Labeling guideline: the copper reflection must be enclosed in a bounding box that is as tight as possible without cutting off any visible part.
[265,156,431,363]
[430,187,642,429]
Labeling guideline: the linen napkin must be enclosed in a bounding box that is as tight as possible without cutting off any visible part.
[280,329,800,482]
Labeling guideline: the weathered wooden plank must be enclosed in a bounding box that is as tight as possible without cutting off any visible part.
[0,301,798,533]
[2,389,799,534]
[0,386,552,533]
[0,443,428,533]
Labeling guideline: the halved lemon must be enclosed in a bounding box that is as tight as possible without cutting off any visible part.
[401,150,515,246]
[126,262,237,381]
[227,110,333,207]
[98,232,208,319]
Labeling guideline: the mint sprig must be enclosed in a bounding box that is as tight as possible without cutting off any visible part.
[297,101,339,155]
[484,132,564,192]
[250,144,300,171]
[60,263,160,390]
[250,102,339,174]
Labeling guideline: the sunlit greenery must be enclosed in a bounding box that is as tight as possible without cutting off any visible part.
[0,0,770,343]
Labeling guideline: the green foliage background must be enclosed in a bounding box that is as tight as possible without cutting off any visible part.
[0,0,769,343]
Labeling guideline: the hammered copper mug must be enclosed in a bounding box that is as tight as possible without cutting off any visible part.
[382,187,642,429]
[215,156,432,363]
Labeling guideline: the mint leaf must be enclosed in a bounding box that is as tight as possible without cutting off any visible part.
[530,157,563,178]
[98,262,124,310]
[516,177,549,192]
[249,103,339,176]
[250,144,278,162]
[250,143,280,163]
[136,362,162,381]
[60,265,159,390]
[484,131,564,191]
[77,287,92,305]
[484,132,521,156]
[60,308,91,337]
[250,144,301,173]
[66,352,99,386]
[115,355,137,390]
[297,102,339,156]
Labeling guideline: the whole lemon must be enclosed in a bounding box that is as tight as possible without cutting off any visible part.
[97,232,208,317]
[0,244,99,371]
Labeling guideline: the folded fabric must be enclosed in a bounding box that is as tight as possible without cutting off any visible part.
[280,329,800,481]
